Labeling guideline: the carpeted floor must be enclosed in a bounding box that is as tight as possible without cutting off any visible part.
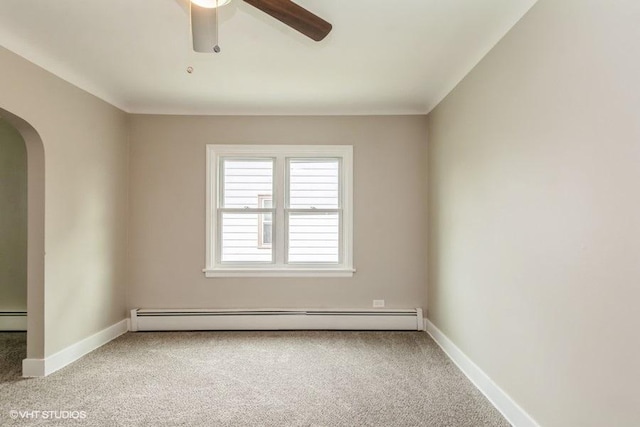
[0,332,26,384]
[0,331,509,426]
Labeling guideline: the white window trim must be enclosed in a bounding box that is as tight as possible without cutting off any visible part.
[204,144,354,278]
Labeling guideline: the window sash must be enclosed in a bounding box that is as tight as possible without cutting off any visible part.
[285,209,342,265]
[218,156,343,266]
[217,209,276,265]
[218,157,274,209]
[286,157,342,210]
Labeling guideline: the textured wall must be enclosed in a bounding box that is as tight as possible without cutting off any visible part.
[427,1,640,426]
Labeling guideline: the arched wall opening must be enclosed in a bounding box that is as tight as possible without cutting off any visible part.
[0,108,45,367]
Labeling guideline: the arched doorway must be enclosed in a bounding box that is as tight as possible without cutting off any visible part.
[0,108,45,375]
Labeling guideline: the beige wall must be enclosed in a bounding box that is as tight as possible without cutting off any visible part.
[128,115,427,310]
[0,46,129,357]
[427,1,640,426]
[0,119,27,312]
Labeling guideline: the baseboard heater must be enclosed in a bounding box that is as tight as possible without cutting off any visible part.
[0,311,27,331]
[130,308,423,331]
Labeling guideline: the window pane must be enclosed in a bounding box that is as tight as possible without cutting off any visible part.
[288,159,339,209]
[221,213,272,263]
[222,159,273,208]
[288,212,339,263]
[263,223,272,244]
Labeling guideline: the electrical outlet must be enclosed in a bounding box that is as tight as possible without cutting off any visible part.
[373,300,385,308]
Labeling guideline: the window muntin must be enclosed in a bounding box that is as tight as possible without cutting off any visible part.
[206,145,353,277]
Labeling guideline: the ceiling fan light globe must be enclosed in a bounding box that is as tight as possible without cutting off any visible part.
[190,0,231,8]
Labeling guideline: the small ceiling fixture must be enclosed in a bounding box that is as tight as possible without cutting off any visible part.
[189,0,332,53]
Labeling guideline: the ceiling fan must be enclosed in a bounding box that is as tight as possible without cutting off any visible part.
[190,0,332,53]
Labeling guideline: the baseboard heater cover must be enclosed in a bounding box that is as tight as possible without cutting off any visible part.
[0,311,27,331]
[130,308,423,331]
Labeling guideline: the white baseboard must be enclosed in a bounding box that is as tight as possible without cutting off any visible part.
[424,319,539,427]
[0,311,27,331]
[22,318,128,377]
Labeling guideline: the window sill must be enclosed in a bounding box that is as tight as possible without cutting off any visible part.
[203,268,356,278]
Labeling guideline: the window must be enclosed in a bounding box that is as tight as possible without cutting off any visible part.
[205,145,354,277]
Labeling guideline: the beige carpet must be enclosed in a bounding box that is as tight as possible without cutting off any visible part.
[0,332,25,384]
[0,331,509,426]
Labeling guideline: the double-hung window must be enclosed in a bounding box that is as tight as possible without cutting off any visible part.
[205,145,354,277]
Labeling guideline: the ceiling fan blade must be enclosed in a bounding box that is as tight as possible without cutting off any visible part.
[243,0,332,41]
[191,3,218,53]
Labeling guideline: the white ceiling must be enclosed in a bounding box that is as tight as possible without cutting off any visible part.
[0,0,536,115]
